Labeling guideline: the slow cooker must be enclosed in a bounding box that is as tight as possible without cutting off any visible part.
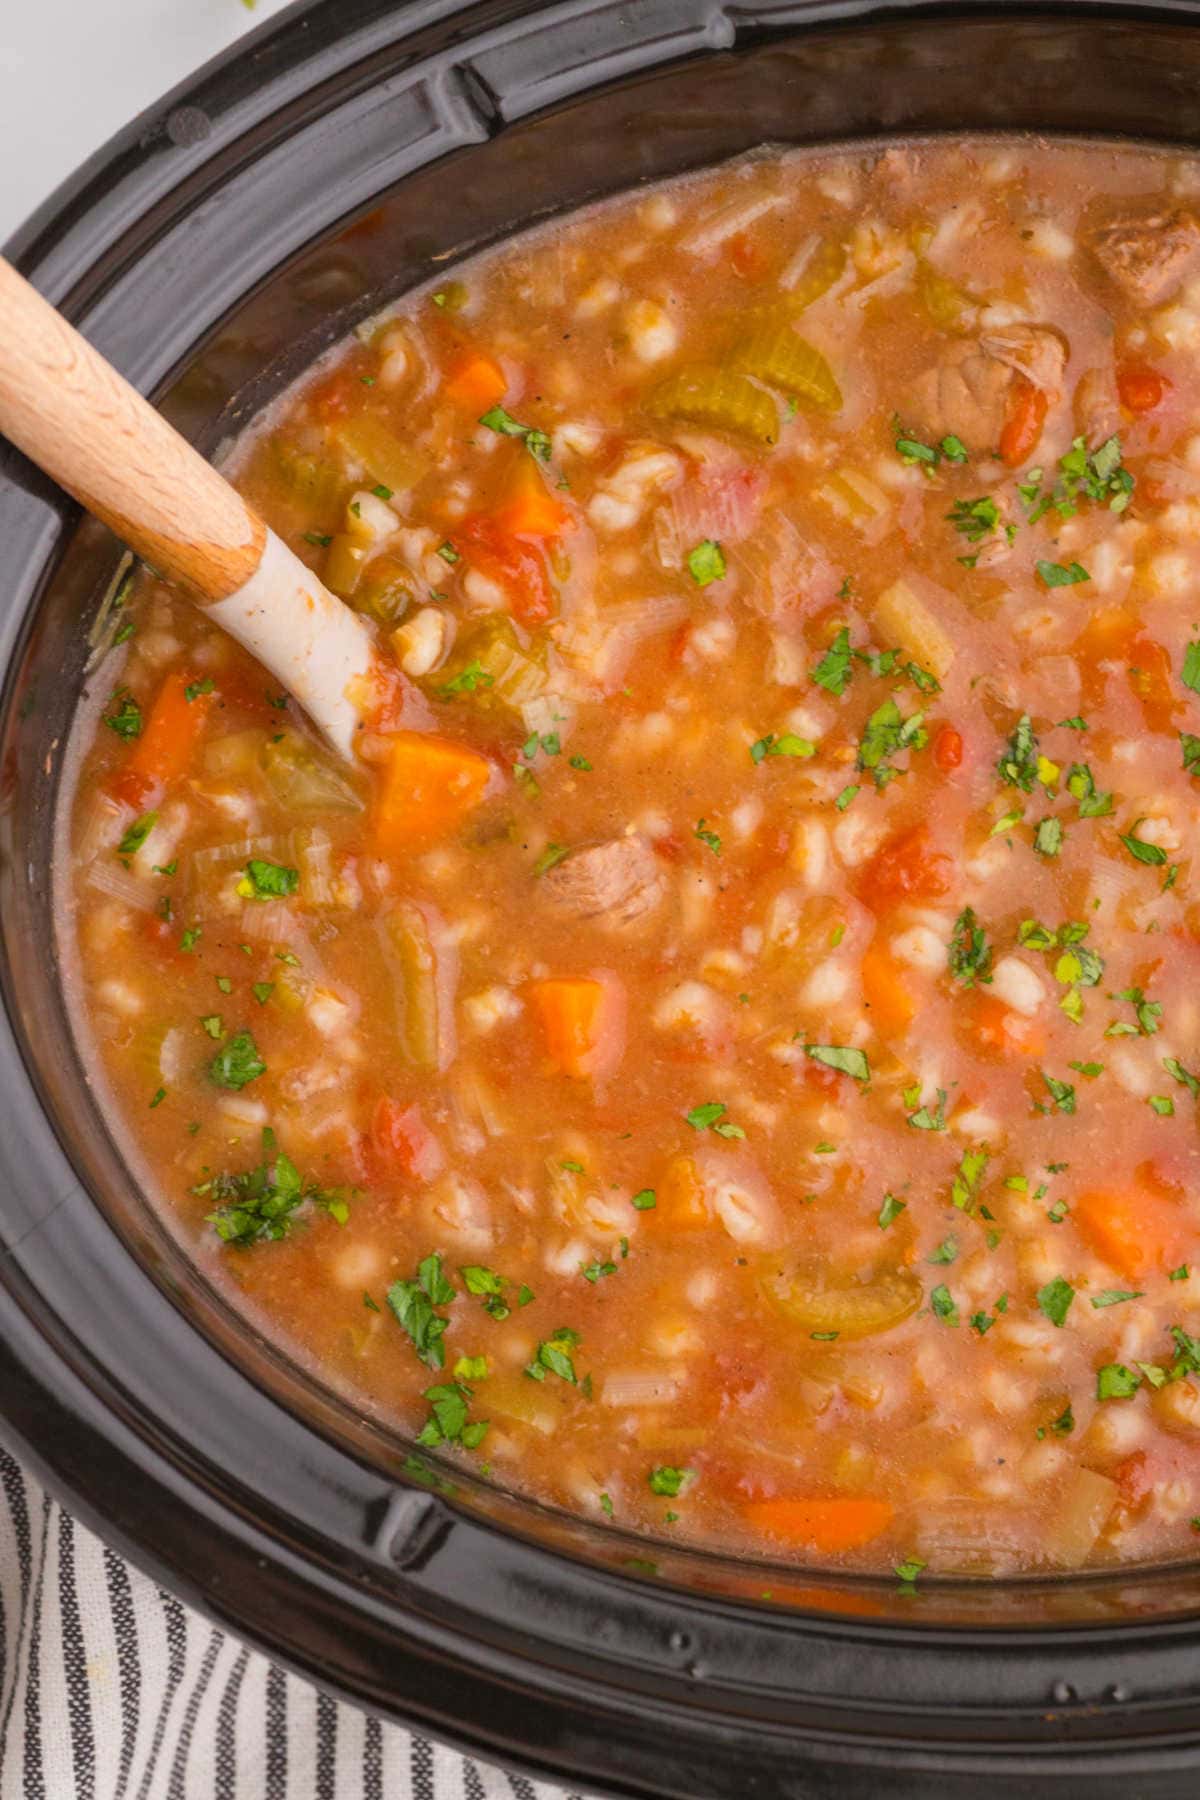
[5,2,1200,1793]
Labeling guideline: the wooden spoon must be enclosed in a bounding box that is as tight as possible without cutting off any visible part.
[0,256,379,760]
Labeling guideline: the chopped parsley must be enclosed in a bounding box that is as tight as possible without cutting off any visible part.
[1091,1289,1143,1309]
[208,1029,266,1091]
[1036,1276,1075,1328]
[648,1466,693,1497]
[948,907,993,988]
[687,539,726,587]
[930,1284,959,1325]
[201,1129,349,1246]
[117,811,157,866]
[907,1088,948,1132]
[631,1189,657,1211]
[951,1147,989,1213]
[461,1265,513,1321]
[811,627,854,697]
[1119,821,1167,866]
[479,404,551,461]
[1182,640,1200,695]
[1041,1072,1076,1115]
[856,696,927,788]
[878,1192,906,1229]
[387,1253,456,1368]
[684,1101,744,1139]
[184,677,215,703]
[525,1328,581,1385]
[1036,560,1090,588]
[417,1381,488,1451]
[439,661,495,697]
[104,691,142,740]
[997,714,1039,792]
[694,818,722,857]
[749,732,815,764]
[1164,1056,1200,1099]
[239,858,299,900]
[534,842,571,877]
[946,495,1001,543]
[1033,818,1064,859]
[1097,1363,1141,1400]
[804,1044,870,1083]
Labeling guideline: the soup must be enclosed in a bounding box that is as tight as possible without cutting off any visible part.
[62,137,1200,1576]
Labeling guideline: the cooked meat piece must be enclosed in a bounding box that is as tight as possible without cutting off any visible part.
[1073,365,1122,448]
[542,833,664,926]
[912,324,1064,450]
[979,324,1067,394]
[1089,208,1200,308]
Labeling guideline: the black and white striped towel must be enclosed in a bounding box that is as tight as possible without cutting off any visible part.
[0,1446,591,1800]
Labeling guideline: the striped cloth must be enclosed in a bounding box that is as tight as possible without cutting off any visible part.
[0,1447,589,1800]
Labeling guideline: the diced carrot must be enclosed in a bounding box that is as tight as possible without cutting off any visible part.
[933,724,963,771]
[115,670,212,807]
[1127,636,1178,734]
[999,377,1048,467]
[443,350,507,413]
[369,1096,444,1183]
[1117,362,1171,414]
[458,514,555,625]
[744,1495,894,1553]
[1074,1186,1188,1282]
[529,976,622,1080]
[654,1154,711,1229]
[373,730,491,852]
[860,941,916,1038]
[857,824,950,911]
[493,457,573,539]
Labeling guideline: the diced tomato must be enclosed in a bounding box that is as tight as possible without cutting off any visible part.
[458,514,555,626]
[999,378,1048,468]
[1114,1452,1152,1510]
[1127,636,1178,733]
[370,1096,444,1184]
[860,940,916,1039]
[857,825,950,911]
[1117,363,1171,415]
[973,995,1045,1059]
[729,232,766,279]
[932,724,964,771]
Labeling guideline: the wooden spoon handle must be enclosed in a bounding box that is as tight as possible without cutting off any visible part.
[0,256,265,601]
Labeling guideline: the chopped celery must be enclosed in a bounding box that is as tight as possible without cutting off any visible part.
[915,258,975,332]
[336,415,429,494]
[382,901,454,1073]
[353,555,414,628]
[731,327,842,412]
[782,235,847,311]
[766,1266,922,1339]
[324,531,367,599]
[435,617,546,713]
[260,732,364,813]
[272,443,344,513]
[647,366,779,445]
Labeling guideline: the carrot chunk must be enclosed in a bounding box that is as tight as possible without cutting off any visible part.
[115,670,212,806]
[529,977,619,1079]
[860,941,916,1038]
[654,1154,710,1229]
[493,457,573,539]
[744,1495,893,1553]
[373,730,491,852]
[443,350,508,412]
[1074,1187,1187,1282]
[999,377,1048,467]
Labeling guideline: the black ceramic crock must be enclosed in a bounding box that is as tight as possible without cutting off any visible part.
[6,2,1200,1793]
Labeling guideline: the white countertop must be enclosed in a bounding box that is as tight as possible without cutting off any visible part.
[0,0,295,244]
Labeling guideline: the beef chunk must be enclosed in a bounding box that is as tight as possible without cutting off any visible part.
[542,834,664,926]
[913,324,1065,451]
[1090,208,1200,308]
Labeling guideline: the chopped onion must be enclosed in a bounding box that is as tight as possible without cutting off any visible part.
[601,1372,681,1408]
[86,860,157,913]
